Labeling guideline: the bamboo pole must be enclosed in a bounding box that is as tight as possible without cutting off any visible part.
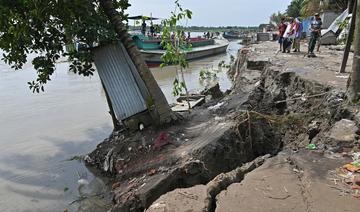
[340,0,357,73]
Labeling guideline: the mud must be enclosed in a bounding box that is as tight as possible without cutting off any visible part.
[86,42,360,211]
[86,88,282,211]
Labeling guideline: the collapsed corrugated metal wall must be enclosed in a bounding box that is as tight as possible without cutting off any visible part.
[93,43,150,120]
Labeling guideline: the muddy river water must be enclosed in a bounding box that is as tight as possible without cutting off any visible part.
[0,40,241,211]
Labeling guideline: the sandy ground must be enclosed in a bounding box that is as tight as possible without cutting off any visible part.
[216,151,360,212]
[248,41,352,90]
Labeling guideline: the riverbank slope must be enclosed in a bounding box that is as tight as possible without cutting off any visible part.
[87,41,360,211]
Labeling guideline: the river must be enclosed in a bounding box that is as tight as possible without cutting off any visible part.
[0,40,241,212]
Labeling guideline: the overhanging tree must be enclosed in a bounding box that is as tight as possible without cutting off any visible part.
[0,0,172,125]
[301,0,348,17]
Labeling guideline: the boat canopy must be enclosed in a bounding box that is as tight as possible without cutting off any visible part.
[128,15,160,20]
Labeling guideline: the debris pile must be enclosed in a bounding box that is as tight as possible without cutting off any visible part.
[330,152,360,199]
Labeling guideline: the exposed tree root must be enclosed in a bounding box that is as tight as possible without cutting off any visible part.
[205,154,271,212]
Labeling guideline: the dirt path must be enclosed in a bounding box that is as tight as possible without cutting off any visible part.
[246,41,352,90]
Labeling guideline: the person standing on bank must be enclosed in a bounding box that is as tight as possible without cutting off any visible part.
[308,13,322,57]
[278,17,287,52]
[283,17,295,53]
[293,18,303,52]
[150,22,155,37]
[141,19,147,35]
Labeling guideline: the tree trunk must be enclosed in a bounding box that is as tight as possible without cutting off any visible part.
[99,0,172,125]
[347,0,360,102]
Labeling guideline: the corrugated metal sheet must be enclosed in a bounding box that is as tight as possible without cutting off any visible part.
[119,43,151,101]
[324,9,349,34]
[321,11,344,29]
[93,43,148,120]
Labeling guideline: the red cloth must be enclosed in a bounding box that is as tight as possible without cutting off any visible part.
[278,23,287,37]
[154,132,170,150]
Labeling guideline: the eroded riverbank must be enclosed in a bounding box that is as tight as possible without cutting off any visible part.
[87,41,360,212]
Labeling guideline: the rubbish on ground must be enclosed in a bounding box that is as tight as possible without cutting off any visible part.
[214,116,223,121]
[334,168,354,179]
[301,95,307,101]
[154,132,170,150]
[331,164,360,199]
[351,161,360,168]
[306,143,317,150]
[208,102,225,111]
[148,169,157,176]
[336,75,349,79]
[293,168,300,173]
[343,164,360,173]
[353,176,360,185]
[352,184,360,190]
[64,187,69,192]
[171,96,205,112]
[84,155,93,163]
[148,202,167,209]
[352,152,360,161]
[352,176,360,191]
[78,178,89,186]
[104,148,115,172]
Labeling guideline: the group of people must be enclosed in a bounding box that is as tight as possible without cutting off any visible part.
[278,13,323,57]
[142,20,159,37]
[278,17,303,53]
[203,32,214,39]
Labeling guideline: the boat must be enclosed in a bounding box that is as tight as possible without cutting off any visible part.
[223,31,245,40]
[131,34,229,67]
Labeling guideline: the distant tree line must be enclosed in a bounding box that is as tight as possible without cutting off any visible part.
[129,25,260,33]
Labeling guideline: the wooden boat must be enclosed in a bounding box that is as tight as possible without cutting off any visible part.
[223,31,244,40]
[132,34,229,67]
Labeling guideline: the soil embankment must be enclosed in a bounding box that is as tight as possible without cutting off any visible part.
[87,41,360,212]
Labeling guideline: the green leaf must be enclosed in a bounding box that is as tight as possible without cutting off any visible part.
[64,187,69,192]
[185,10,193,19]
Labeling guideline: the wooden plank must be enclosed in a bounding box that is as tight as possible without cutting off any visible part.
[171,98,205,112]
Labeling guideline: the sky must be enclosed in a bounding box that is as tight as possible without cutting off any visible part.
[126,0,291,27]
